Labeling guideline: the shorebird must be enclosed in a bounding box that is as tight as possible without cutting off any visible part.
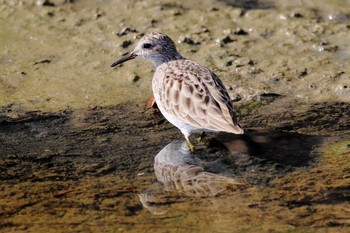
[111,32,243,152]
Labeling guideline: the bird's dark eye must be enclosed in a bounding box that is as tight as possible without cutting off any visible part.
[143,43,152,49]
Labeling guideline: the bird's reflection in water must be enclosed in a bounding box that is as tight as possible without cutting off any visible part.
[139,129,322,215]
[153,141,243,196]
[139,140,246,215]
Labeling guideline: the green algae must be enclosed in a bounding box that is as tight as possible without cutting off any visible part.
[236,100,264,116]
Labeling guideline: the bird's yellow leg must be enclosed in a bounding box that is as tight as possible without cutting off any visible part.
[186,138,195,152]
[183,132,195,152]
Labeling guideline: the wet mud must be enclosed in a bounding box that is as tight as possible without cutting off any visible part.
[1,102,349,232]
[1,0,350,232]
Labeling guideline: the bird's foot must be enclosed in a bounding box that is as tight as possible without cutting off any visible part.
[196,132,206,143]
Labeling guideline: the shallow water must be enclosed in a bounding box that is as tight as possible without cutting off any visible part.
[1,105,349,232]
[1,0,350,232]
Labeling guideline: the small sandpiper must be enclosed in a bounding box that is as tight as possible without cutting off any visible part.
[111,32,243,152]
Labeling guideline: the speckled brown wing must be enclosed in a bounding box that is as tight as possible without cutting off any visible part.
[156,60,243,134]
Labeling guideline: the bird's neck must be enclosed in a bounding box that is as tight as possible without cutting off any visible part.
[151,53,184,68]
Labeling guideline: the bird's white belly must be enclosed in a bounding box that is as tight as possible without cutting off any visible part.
[161,105,197,131]
[155,94,195,131]
[153,89,214,136]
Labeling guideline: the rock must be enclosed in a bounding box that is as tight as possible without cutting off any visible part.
[312,43,338,52]
[159,3,184,11]
[226,60,234,66]
[116,27,137,37]
[94,8,105,19]
[259,93,283,102]
[36,0,55,7]
[291,12,303,18]
[173,11,182,16]
[33,59,51,65]
[233,27,248,35]
[132,75,141,83]
[297,68,308,78]
[216,35,234,47]
[234,57,253,66]
[120,40,132,48]
[178,36,201,45]
[150,19,157,26]
[269,77,280,83]
[230,95,241,102]
[327,13,349,22]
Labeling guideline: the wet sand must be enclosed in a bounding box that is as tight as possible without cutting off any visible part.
[1,0,350,232]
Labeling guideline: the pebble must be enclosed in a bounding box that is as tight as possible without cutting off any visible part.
[216,35,234,47]
[234,27,248,35]
[116,27,138,37]
[291,12,303,18]
[36,0,55,6]
[234,57,253,66]
[260,93,283,102]
[131,75,141,83]
[178,36,201,45]
[120,40,132,48]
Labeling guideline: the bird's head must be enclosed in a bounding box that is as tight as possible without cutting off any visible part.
[111,32,182,68]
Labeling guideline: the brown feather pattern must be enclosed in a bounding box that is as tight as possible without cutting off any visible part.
[154,59,243,134]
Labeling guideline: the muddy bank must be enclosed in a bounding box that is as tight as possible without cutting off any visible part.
[0,0,349,112]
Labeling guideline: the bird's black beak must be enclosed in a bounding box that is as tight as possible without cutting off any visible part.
[110,52,137,67]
